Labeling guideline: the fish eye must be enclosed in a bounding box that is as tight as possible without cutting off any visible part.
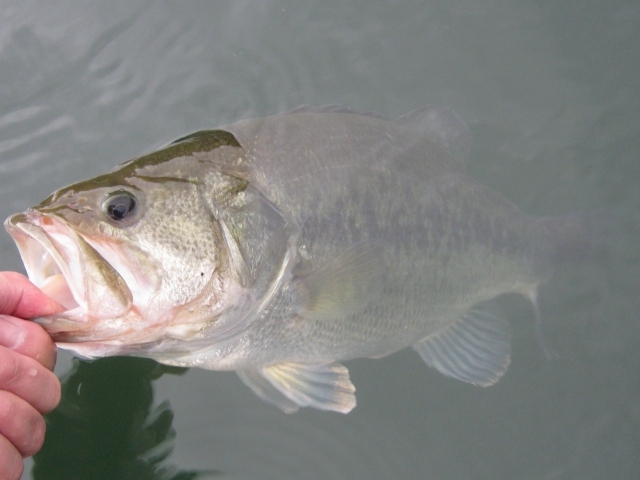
[102,191,138,224]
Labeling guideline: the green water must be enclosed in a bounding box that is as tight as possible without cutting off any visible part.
[0,1,638,478]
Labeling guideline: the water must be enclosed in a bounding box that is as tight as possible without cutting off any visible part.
[0,1,638,478]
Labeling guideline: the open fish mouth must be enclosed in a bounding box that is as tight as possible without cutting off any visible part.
[5,209,134,337]
[5,211,84,317]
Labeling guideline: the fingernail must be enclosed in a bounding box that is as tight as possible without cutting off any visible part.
[0,315,27,349]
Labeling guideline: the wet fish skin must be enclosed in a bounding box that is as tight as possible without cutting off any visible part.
[5,106,562,413]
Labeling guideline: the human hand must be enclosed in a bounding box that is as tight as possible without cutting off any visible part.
[0,272,65,480]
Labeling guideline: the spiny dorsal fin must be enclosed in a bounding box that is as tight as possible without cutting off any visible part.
[396,105,471,164]
[412,301,512,386]
[295,242,384,322]
[283,104,389,120]
[285,104,470,164]
[237,362,356,413]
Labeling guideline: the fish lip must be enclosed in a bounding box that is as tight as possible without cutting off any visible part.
[4,210,86,323]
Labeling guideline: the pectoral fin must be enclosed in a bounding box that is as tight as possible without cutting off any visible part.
[296,242,383,322]
[237,362,356,413]
[236,369,301,413]
[412,302,512,386]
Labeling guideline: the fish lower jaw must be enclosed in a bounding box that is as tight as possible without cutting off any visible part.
[55,341,129,359]
[34,304,160,345]
[40,273,80,310]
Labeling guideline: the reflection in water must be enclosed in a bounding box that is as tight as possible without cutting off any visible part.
[32,357,218,480]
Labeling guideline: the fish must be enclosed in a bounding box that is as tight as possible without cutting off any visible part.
[5,105,575,413]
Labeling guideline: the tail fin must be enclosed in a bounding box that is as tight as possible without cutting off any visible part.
[527,211,615,360]
[544,211,613,264]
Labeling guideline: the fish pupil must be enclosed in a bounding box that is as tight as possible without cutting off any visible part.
[109,202,130,219]
[104,192,137,222]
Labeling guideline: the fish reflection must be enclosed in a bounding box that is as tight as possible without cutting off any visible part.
[32,357,219,480]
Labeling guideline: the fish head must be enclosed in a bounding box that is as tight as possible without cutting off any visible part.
[4,131,274,356]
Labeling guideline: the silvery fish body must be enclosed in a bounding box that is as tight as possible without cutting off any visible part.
[5,106,563,413]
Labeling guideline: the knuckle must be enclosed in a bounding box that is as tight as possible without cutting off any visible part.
[0,349,61,414]
[0,391,47,457]
[0,349,21,387]
[0,391,16,423]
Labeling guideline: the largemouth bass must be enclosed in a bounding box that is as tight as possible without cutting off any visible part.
[6,105,569,413]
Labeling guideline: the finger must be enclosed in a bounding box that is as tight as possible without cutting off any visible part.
[0,390,46,457]
[0,272,65,318]
[0,433,23,480]
[0,347,61,414]
[0,315,57,371]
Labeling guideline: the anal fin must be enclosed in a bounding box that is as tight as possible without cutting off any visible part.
[413,302,512,386]
[237,362,356,414]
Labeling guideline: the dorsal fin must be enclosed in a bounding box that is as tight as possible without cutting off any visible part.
[396,105,471,164]
[283,104,389,121]
[283,104,470,164]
